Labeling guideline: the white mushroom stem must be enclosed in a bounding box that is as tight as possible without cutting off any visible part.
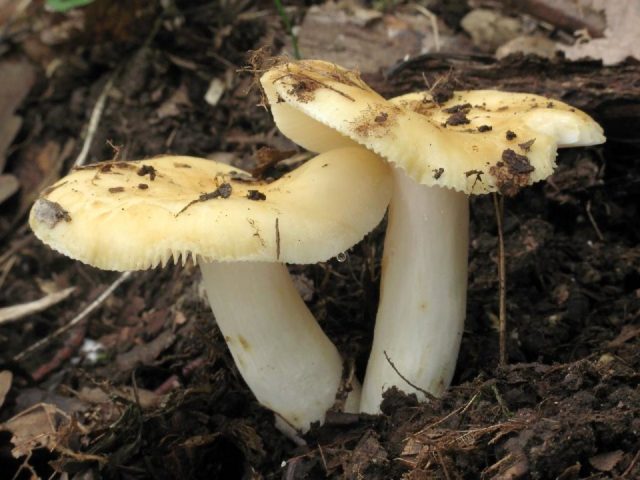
[360,168,469,413]
[200,260,361,432]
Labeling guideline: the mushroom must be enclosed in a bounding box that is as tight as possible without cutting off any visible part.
[29,148,392,431]
[260,60,605,412]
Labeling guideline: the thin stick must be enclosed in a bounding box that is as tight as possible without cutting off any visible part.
[384,350,436,401]
[493,193,507,366]
[585,200,605,241]
[622,449,640,478]
[14,272,132,361]
[74,74,116,167]
[317,444,329,475]
[416,392,478,434]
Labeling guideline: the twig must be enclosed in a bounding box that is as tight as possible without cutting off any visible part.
[383,350,436,401]
[317,444,329,475]
[74,74,116,167]
[491,384,511,417]
[14,272,132,361]
[483,453,514,476]
[485,453,529,478]
[414,392,479,436]
[0,287,76,325]
[585,200,605,241]
[284,457,302,480]
[493,193,507,366]
[12,452,37,480]
[131,369,142,408]
[73,13,164,168]
[412,5,441,52]
[274,0,301,59]
[622,449,640,478]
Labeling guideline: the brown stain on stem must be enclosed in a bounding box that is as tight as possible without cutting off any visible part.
[238,335,251,351]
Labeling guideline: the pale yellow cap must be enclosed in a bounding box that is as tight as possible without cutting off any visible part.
[261,60,605,195]
[30,149,391,271]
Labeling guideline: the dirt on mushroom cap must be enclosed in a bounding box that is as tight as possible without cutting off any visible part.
[29,151,392,270]
[391,90,604,194]
[261,60,605,196]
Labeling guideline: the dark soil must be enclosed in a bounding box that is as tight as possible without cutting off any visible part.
[0,1,638,479]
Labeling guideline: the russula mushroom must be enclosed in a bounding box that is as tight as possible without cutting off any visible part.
[260,60,605,412]
[29,149,392,431]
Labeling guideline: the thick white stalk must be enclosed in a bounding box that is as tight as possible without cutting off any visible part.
[360,168,469,413]
[200,261,360,431]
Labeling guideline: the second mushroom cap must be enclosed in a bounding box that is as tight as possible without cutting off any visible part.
[30,148,392,270]
[260,60,605,195]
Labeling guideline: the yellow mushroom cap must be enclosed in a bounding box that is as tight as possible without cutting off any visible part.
[29,149,391,271]
[260,60,605,195]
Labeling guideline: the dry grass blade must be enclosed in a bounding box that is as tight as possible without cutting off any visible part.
[0,287,75,325]
[74,74,116,168]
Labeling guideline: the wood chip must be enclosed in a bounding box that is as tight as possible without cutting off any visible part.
[589,450,624,472]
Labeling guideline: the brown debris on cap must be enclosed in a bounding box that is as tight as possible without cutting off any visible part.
[261,60,606,195]
[29,151,392,270]
[137,164,156,180]
[390,90,605,194]
[445,111,470,126]
[490,149,536,196]
[431,83,454,104]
